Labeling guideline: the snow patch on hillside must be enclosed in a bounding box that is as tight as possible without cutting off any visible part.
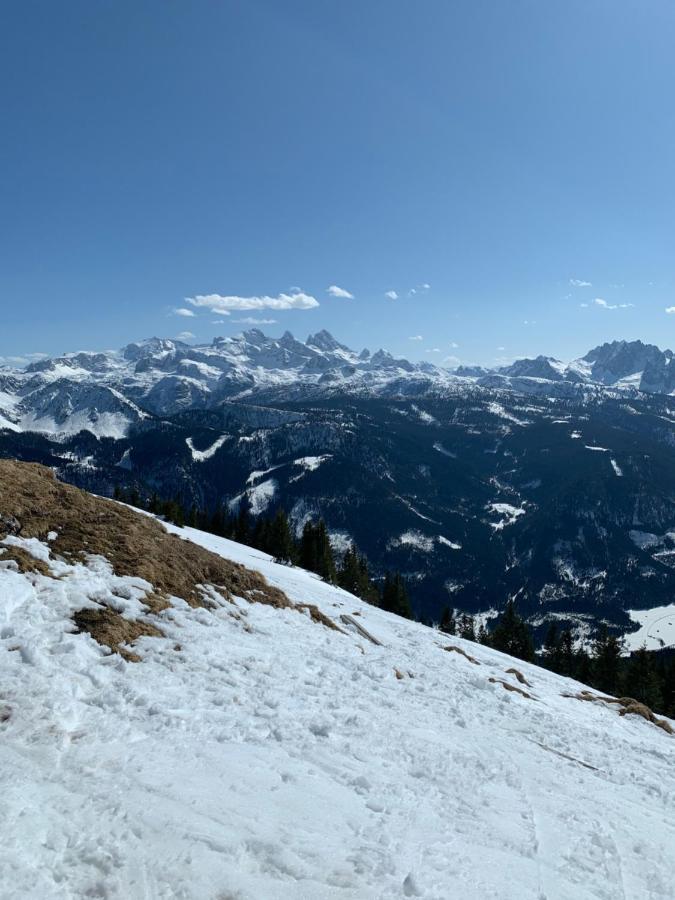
[289,455,333,481]
[1,515,674,898]
[185,434,229,462]
[610,459,623,477]
[626,603,675,651]
[487,502,526,530]
[433,441,456,458]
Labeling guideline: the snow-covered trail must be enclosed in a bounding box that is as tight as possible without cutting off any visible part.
[1,523,674,899]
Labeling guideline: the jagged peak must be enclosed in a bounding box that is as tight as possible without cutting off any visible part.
[306,330,349,353]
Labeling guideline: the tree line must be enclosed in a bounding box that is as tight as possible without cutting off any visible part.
[112,486,413,619]
[440,601,675,719]
[113,485,674,719]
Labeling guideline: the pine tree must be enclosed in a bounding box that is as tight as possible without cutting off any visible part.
[543,622,560,668]
[625,646,663,709]
[558,629,576,677]
[268,508,296,563]
[300,521,318,572]
[592,628,623,695]
[234,497,251,544]
[458,614,475,641]
[381,572,412,619]
[439,606,456,635]
[314,519,336,583]
[338,545,361,594]
[490,600,535,662]
[477,622,491,645]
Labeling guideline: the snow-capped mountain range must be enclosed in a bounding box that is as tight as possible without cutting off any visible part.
[2,331,675,438]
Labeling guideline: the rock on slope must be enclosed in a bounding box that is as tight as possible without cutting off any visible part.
[0,463,674,899]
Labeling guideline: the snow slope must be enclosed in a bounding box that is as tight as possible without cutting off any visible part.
[1,521,674,899]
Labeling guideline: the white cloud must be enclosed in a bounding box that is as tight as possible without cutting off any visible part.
[570,278,592,287]
[0,352,50,367]
[408,335,423,341]
[176,331,195,340]
[409,283,431,297]
[523,319,536,325]
[233,317,278,325]
[385,290,398,300]
[580,303,589,308]
[496,346,505,351]
[593,298,634,310]
[665,307,675,315]
[449,341,459,349]
[187,291,318,313]
[443,354,460,366]
[426,348,441,353]
[173,307,195,318]
[327,285,354,299]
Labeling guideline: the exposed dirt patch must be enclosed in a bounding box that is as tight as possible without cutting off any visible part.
[442,644,480,665]
[72,608,163,662]
[566,690,673,735]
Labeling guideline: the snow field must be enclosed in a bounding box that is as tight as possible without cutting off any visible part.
[0,524,674,899]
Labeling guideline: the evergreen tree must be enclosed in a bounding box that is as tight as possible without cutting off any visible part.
[558,629,576,677]
[592,628,623,695]
[267,508,296,563]
[187,504,198,528]
[662,657,675,718]
[314,519,336,582]
[490,600,535,662]
[439,606,456,635]
[575,646,593,686]
[338,545,362,594]
[299,519,336,582]
[458,614,475,641]
[477,622,491,646]
[234,497,251,544]
[381,571,412,619]
[543,622,560,668]
[625,646,663,709]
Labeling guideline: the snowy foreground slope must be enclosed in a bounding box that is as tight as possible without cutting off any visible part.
[1,520,674,899]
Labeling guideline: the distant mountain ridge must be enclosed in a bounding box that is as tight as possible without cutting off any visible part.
[1,332,675,438]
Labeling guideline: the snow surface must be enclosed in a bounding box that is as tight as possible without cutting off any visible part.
[626,603,675,651]
[1,522,674,898]
[487,502,526,530]
[185,434,229,462]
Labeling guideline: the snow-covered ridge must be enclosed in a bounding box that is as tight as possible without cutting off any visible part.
[1,492,674,898]
[3,334,675,438]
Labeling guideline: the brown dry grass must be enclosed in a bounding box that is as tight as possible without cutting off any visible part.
[567,690,673,735]
[0,459,291,609]
[505,667,531,687]
[72,608,163,662]
[0,460,339,658]
[489,677,536,700]
[0,544,52,577]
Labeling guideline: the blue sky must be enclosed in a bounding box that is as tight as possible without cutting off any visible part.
[1,0,674,367]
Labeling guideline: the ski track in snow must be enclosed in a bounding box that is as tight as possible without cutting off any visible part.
[0,524,674,899]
